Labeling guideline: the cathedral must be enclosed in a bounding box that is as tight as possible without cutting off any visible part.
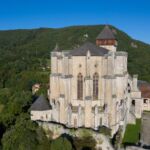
[30,26,143,136]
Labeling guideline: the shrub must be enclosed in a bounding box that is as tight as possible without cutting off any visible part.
[50,137,72,150]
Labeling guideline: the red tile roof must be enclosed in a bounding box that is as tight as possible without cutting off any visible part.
[138,80,150,98]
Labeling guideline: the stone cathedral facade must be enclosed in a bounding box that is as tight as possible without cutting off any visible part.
[48,26,143,135]
[30,26,143,136]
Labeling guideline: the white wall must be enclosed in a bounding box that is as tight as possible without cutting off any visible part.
[31,110,51,121]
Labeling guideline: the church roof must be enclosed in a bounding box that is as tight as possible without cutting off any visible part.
[69,42,109,56]
[96,25,116,40]
[30,95,50,111]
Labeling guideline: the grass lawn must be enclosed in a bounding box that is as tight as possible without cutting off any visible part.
[122,119,141,145]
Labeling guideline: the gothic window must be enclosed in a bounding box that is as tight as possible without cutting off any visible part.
[77,73,83,100]
[93,73,99,100]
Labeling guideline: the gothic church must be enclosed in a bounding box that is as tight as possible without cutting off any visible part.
[30,26,143,136]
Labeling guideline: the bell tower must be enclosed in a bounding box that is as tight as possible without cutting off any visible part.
[96,25,117,51]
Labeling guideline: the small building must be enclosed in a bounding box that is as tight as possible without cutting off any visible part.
[30,95,51,121]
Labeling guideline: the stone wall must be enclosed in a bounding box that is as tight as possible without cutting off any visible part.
[48,48,142,136]
[31,110,51,121]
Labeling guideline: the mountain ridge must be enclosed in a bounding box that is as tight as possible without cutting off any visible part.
[1,24,149,44]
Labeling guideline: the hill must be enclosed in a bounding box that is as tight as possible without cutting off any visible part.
[0,25,150,87]
[0,25,150,149]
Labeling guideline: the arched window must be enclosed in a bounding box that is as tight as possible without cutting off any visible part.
[132,100,135,106]
[77,73,83,100]
[93,73,99,100]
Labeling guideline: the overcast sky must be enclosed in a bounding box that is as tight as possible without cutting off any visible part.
[0,0,150,44]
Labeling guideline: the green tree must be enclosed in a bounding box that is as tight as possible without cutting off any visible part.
[0,91,32,128]
[51,137,72,150]
[2,114,51,150]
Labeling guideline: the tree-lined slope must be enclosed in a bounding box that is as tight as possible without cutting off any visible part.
[0,25,150,84]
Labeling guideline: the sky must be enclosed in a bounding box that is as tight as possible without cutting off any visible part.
[0,0,150,44]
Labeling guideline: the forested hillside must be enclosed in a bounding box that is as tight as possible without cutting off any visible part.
[0,25,150,149]
[0,25,150,85]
